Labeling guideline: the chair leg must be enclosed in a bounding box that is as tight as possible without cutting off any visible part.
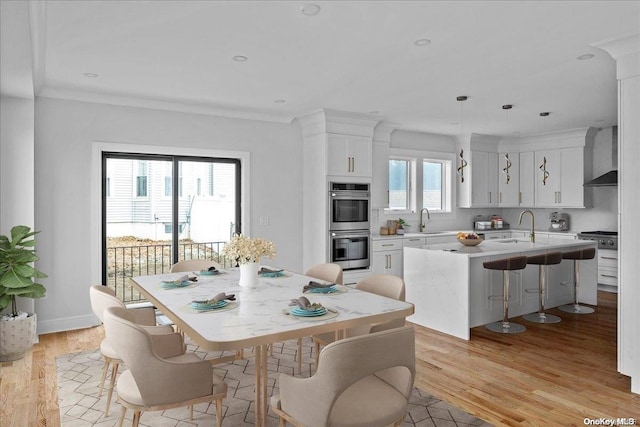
[105,361,119,416]
[279,416,286,427]
[216,398,223,427]
[98,358,110,397]
[314,342,320,366]
[297,338,302,373]
[117,406,126,427]
[132,411,141,427]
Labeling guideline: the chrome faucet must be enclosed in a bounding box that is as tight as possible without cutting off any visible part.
[419,208,430,232]
[518,210,535,243]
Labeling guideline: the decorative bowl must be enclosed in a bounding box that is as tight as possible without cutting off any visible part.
[457,237,483,246]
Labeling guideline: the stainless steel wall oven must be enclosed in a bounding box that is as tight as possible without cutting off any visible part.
[329,230,370,270]
[329,182,370,231]
[328,182,370,270]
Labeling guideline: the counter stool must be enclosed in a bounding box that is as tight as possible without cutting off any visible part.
[523,252,563,323]
[484,256,528,334]
[558,247,596,314]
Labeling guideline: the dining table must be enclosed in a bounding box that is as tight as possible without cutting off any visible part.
[129,266,415,426]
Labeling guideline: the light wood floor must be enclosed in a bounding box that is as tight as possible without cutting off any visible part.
[1,291,638,426]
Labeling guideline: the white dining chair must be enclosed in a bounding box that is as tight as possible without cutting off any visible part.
[103,306,227,427]
[292,263,343,372]
[312,274,405,366]
[89,285,176,417]
[170,259,222,273]
[272,326,416,427]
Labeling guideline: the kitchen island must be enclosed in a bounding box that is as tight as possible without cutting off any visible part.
[404,238,597,340]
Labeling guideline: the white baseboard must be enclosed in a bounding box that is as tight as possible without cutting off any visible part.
[37,314,100,335]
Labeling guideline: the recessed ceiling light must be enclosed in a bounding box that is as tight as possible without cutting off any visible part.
[300,4,321,16]
[414,39,431,46]
[83,73,98,78]
[577,53,595,60]
[369,111,380,115]
[274,99,286,104]
[232,55,248,62]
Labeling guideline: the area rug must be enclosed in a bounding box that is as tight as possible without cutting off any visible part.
[57,337,492,427]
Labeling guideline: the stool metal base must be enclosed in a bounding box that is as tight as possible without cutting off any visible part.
[523,312,562,323]
[485,321,526,334]
[558,304,595,314]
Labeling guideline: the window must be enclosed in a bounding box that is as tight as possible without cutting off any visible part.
[386,150,453,213]
[389,159,410,210]
[106,177,111,197]
[197,178,202,196]
[164,176,171,196]
[136,161,148,197]
[423,161,443,210]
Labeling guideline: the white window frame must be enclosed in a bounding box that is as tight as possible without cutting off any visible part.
[385,148,455,215]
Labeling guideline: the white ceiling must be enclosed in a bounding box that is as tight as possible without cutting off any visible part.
[2,1,639,138]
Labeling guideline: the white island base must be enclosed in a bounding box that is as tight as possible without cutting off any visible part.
[404,239,598,340]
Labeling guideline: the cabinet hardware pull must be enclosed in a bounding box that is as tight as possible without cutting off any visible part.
[558,191,561,203]
[499,192,502,203]
[519,192,522,204]
[601,256,617,260]
[382,244,394,247]
[351,157,355,172]
[489,192,492,203]
[601,274,617,278]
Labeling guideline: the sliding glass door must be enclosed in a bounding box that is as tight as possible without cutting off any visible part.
[102,153,240,301]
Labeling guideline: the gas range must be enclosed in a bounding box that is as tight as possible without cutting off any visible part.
[577,231,618,250]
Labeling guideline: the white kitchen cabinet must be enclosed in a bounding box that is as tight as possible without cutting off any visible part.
[498,152,520,206]
[327,134,372,177]
[471,151,499,206]
[425,235,458,244]
[371,140,390,208]
[519,151,535,206]
[597,249,618,288]
[483,231,509,240]
[372,239,403,276]
[510,231,529,239]
[534,147,586,207]
[403,237,426,248]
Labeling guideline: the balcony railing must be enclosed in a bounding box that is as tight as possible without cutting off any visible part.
[107,240,231,303]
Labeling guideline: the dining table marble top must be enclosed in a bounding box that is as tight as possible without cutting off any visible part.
[130,266,414,352]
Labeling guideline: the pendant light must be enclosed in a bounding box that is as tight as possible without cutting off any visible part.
[456,96,468,183]
[539,112,550,185]
[501,104,513,184]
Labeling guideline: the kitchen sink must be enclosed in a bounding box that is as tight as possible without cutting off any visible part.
[494,239,544,245]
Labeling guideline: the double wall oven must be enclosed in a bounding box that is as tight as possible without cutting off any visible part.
[328,182,370,270]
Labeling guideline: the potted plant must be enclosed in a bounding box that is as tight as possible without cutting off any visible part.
[396,218,410,235]
[0,225,47,361]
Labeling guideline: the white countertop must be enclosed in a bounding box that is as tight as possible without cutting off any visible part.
[372,229,577,240]
[418,238,594,258]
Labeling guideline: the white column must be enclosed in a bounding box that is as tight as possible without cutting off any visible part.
[592,32,640,394]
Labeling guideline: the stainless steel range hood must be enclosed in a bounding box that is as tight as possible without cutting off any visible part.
[584,126,618,187]
[584,170,618,187]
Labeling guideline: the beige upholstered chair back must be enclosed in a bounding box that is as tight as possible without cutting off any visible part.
[356,274,405,301]
[279,326,415,425]
[90,285,125,323]
[103,306,214,405]
[356,275,406,332]
[170,259,222,273]
[305,263,343,285]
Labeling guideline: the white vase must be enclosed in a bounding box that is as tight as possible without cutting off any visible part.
[238,262,260,288]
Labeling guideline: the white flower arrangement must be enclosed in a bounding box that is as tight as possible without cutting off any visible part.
[222,234,276,265]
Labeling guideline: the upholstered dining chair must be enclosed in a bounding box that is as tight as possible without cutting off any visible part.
[293,263,343,372]
[312,274,405,366]
[89,285,175,417]
[170,259,222,273]
[103,306,228,427]
[272,326,416,427]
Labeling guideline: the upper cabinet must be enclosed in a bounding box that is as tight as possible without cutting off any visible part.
[498,152,520,206]
[327,134,372,177]
[457,128,595,209]
[535,147,587,207]
[470,151,499,207]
